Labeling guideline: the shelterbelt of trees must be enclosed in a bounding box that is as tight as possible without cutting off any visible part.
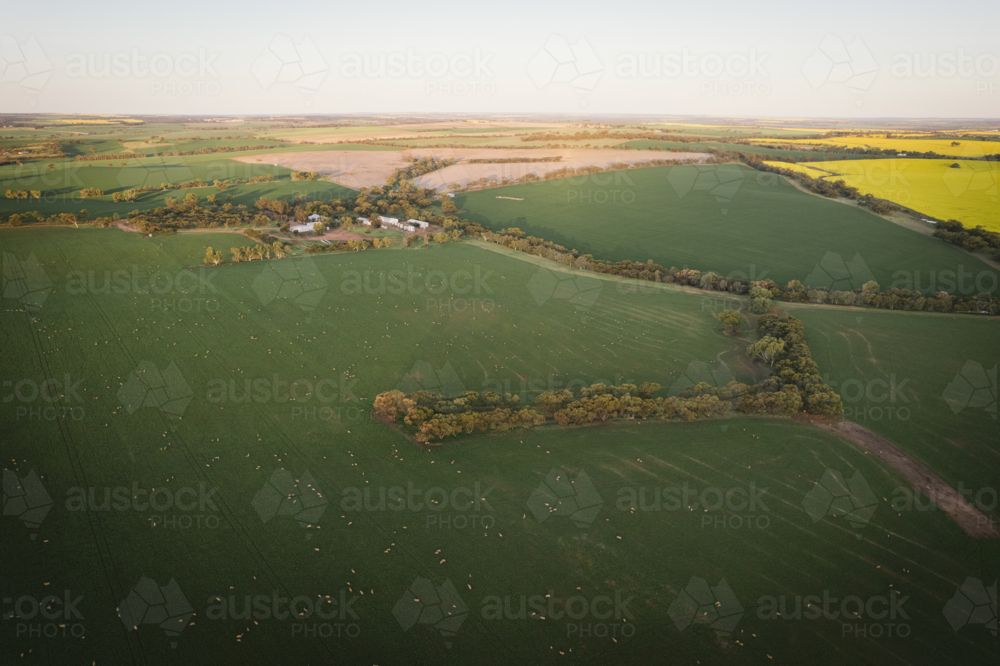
[374,313,842,446]
[463,226,1000,315]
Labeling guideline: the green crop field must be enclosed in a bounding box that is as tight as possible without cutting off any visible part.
[457,164,1000,296]
[3,227,996,665]
[0,145,406,218]
[785,305,1000,506]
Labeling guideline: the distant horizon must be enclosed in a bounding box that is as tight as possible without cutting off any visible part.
[2,112,998,123]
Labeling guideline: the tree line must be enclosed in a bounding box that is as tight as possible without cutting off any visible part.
[373,314,841,446]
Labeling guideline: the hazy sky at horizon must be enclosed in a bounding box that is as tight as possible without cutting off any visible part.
[2,0,998,118]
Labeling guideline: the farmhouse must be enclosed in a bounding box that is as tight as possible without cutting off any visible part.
[290,224,315,234]
[407,219,430,229]
[307,213,327,222]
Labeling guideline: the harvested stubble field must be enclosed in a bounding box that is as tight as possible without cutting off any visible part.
[234,148,710,192]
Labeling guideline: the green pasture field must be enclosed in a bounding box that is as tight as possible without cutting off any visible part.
[456,164,1000,295]
[2,227,995,664]
[785,305,1000,510]
[0,145,404,218]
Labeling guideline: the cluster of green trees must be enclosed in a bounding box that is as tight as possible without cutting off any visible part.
[747,314,843,417]
[5,210,90,227]
[374,345,842,447]
[5,189,41,199]
[229,242,287,262]
[80,188,103,198]
[290,171,319,181]
[933,219,1000,260]
[384,157,457,189]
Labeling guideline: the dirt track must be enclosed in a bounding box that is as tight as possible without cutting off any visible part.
[815,419,999,539]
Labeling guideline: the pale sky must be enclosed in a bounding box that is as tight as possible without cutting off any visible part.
[2,0,998,118]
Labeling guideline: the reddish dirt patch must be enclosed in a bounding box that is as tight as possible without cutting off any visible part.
[811,418,999,539]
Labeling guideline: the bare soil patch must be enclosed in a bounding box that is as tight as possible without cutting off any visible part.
[234,147,709,192]
[812,418,999,539]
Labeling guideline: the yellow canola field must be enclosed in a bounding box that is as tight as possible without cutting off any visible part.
[751,136,1000,158]
[765,159,999,231]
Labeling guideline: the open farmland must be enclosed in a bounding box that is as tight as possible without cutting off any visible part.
[0,154,360,218]
[785,305,1000,511]
[749,136,1000,158]
[767,159,999,231]
[3,225,997,665]
[262,120,577,144]
[457,163,1000,295]
[233,148,709,192]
